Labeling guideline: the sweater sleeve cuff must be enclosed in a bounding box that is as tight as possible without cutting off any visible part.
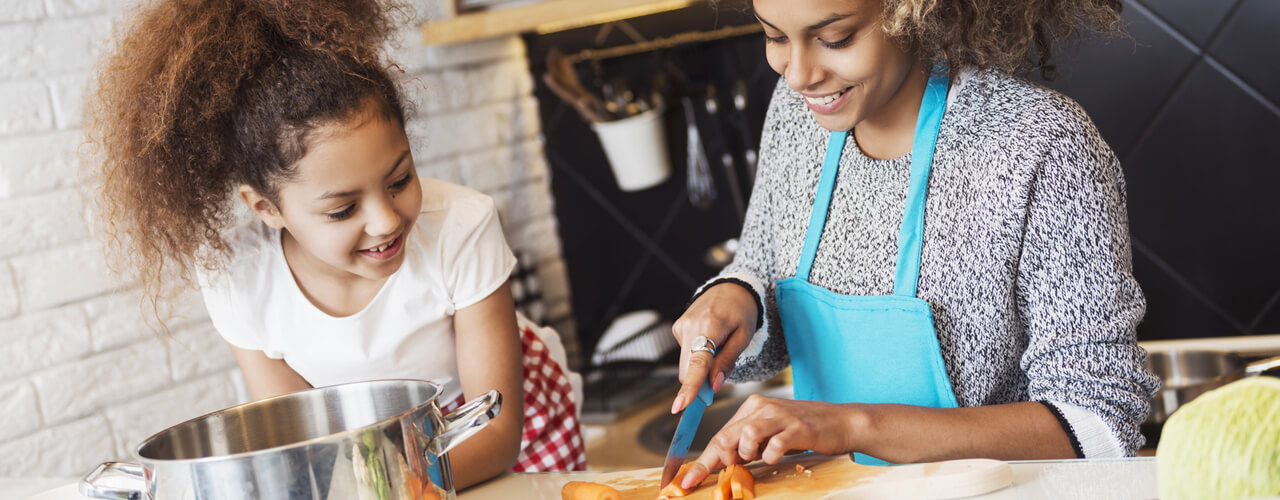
[1040,401,1125,458]
[688,272,769,360]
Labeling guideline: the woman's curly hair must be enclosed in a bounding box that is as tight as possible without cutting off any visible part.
[85,0,409,315]
[881,0,1123,79]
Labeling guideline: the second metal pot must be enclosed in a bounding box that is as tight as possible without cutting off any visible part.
[1144,350,1280,424]
[81,379,500,500]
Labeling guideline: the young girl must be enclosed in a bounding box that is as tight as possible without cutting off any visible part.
[85,0,585,487]
[670,0,1159,486]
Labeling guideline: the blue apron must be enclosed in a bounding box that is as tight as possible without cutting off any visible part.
[777,70,957,464]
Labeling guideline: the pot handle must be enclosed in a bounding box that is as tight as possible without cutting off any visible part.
[80,461,148,500]
[430,389,502,456]
[1245,355,1280,376]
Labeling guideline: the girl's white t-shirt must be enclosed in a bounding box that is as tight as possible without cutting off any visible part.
[199,179,517,405]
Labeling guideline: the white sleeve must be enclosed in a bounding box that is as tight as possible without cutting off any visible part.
[444,195,518,309]
[196,265,280,358]
[1044,401,1126,458]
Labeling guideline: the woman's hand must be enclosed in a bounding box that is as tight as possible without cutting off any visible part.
[671,283,759,413]
[679,400,1077,488]
[679,396,862,489]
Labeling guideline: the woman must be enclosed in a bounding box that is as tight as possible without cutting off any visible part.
[670,0,1159,488]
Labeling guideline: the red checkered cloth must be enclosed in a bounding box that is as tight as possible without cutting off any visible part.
[439,324,586,472]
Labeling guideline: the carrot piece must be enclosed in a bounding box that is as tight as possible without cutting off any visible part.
[717,465,734,488]
[561,481,621,500]
[711,465,736,500]
[658,464,695,497]
[728,465,755,500]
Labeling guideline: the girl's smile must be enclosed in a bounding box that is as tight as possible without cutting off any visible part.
[358,233,403,261]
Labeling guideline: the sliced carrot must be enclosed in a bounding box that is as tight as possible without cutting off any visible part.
[717,465,734,488]
[728,465,755,500]
[560,481,621,500]
[711,465,736,500]
[658,464,696,497]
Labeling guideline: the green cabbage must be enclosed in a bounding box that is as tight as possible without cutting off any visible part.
[1157,376,1280,500]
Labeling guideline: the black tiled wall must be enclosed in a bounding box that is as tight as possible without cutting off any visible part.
[1038,0,1280,339]
[525,5,772,362]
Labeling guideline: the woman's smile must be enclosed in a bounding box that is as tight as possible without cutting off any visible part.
[801,86,855,115]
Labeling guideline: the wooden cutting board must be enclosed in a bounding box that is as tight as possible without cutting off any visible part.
[585,453,1012,500]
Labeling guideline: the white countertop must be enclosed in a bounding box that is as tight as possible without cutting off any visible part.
[13,458,1159,500]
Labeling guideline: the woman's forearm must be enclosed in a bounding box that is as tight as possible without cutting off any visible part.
[851,401,1076,463]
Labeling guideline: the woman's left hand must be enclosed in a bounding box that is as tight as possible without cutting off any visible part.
[678,395,863,489]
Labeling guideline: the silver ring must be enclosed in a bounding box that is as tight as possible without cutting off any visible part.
[690,335,717,355]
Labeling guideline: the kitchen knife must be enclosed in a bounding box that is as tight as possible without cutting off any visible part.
[659,379,715,489]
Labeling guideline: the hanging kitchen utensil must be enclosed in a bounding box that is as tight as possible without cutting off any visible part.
[601,80,621,118]
[698,85,747,269]
[704,84,747,222]
[546,48,606,121]
[610,76,639,118]
[682,95,716,209]
[730,79,758,179]
[543,72,605,123]
[702,237,739,269]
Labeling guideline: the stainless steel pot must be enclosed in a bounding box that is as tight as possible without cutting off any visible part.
[1144,350,1280,424]
[80,380,500,500]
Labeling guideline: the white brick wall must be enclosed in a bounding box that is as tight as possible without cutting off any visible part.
[10,240,115,311]
[2,1,44,23]
[45,0,119,17]
[0,303,90,380]
[0,130,81,197]
[0,80,55,134]
[31,340,172,425]
[0,187,89,259]
[0,380,41,442]
[0,0,575,478]
[0,263,19,319]
[0,414,119,477]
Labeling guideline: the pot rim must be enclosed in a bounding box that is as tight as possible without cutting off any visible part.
[132,378,444,465]
[1146,349,1245,388]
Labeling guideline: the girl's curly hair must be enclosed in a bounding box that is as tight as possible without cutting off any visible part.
[881,0,1123,79]
[86,0,409,313]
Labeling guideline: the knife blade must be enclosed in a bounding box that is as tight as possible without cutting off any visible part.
[659,379,715,489]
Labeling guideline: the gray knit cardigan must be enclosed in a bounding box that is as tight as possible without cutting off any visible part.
[708,69,1160,457]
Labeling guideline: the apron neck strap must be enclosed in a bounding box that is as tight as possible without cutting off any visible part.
[892,69,950,297]
[793,66,951,295]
